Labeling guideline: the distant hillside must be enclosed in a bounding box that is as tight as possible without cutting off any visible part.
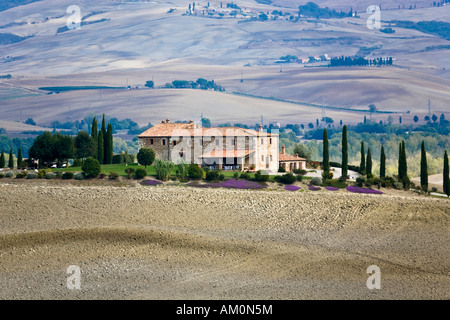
[0,33,29,45]
[0,0,41,12]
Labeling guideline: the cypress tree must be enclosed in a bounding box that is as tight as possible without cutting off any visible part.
[8,149,14,169]
[322,128,330,177]
[420,141,428,191]
[398,140,407,181]
[106,123,113,164]
[17,148,23,169]
[341,125,348,179]
[402,140,408,179]
[444,150,449,197]
[98,130,104,165]
[360,141,366,175]
[91,117,98,160]
[398,142,402,179]
[366,148,372,176]
[101,114,107,164]
[0,150,5,168]
[380,146,386,179]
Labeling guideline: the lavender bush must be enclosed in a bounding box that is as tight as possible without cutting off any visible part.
[141,179,163,186]
[308,185,321,191]
[187,179,267,190]
[346,186,383,194]
[284,185,301,191]
[325,186,339,191]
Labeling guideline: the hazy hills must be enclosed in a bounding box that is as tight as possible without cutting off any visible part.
[0,0,449,127]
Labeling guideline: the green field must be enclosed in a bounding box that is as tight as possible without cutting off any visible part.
[52,163,257,178]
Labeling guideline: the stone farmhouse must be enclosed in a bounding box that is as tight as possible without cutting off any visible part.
[138,119,305,173]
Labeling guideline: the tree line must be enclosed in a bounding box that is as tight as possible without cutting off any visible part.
[321,126,449,196]
[330,56,393,67]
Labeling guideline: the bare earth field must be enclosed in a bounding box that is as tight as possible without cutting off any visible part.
[0,180,448,299]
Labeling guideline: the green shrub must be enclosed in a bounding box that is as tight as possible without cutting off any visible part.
[82,157,101,178]
[239,172,251,180]
[296,175,303,182]
[135,168,147,179]
[74,172,85,180]
[431,187,438,193]
[373,177,382,189]
[125,167,135,178]
[62,172,74,180]
[394,182,403,190]
[155,159,175,181]
[322,171,333,180]
[0,174,4,179]
[323,179,347,188]
[5,171,14,178]
[254,170,269,182]
[219,173,225,181]
[187,164,204,180]
[233,172,239,179]
[278,166,286,173]
[293,169,307,176]
[176,163,189,180]
[310,177,322,186]
[365,178,374,187]
[109,172,120,180]
[72,159,82,167]
[27,172,38,179]
[15,172,26,179]
[205,170,220,182]
[45,172,56,179]
[275,173,296,184]
[381,176,396,188]
[37,169,48,179]
[99,172,107,179]
[355,177,366,187]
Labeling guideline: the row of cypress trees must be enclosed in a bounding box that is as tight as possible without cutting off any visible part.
[0,148,23,169]
[90,114,113,165]
[324,125,449,196]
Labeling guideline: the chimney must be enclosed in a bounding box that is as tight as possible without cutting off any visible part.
[259,124,263,132]
[295,153,299,158]
[161,120,165,123]
[189,120,193,124]
[166,119,170,123]
[282,146,286,154]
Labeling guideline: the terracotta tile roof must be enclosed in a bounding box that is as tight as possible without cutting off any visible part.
[201,149,255,158]
[279,153,306,162]
[138,122,278,138]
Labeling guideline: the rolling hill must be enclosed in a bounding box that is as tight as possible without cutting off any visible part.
[0,0,448,126]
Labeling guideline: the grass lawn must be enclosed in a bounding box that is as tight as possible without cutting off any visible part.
[53,163,261,178]
[52,163,155,176]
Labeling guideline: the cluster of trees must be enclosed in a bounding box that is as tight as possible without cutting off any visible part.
[322,125,449,195]
[298,2,356,19]
[330,56,393,67]
[27,114,114,167]
[165,78,225,91]
[0,148,23,169]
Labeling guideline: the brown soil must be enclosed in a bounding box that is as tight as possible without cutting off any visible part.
[0,180,448,299]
